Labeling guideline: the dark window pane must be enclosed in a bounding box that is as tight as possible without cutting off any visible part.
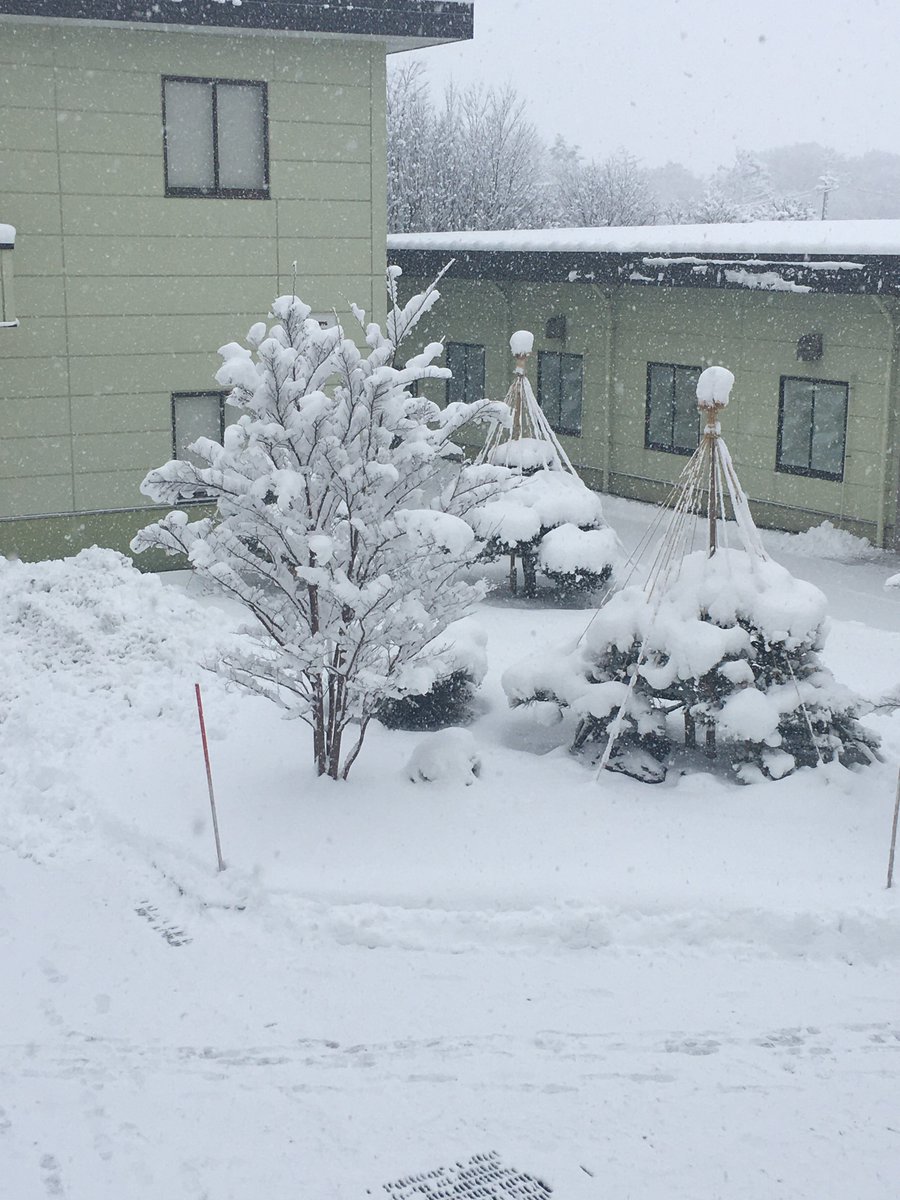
[165,80,215,190]
[559,354,583,434]
[537,352,557,427]
[217,83,267,189]
[467,345,485,402]
[646,362,701,453]
[811,382,847,476]
[445,342,466,406]
[779,378,815,470]
[673,365,700,451]
[445,342,484,406]
[646,363,674,447]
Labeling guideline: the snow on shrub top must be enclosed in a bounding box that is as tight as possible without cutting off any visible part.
[503,547,828,711]
[537,524,621,576]
[469,470,607,547]
[654,548,828,644]
[696,365,735,409]
[391,615,488,700]
[488,437,558,472]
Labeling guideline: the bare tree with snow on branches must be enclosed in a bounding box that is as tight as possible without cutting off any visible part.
[133,270,509,781]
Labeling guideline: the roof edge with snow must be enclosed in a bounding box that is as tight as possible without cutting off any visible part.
[389,220,900,297]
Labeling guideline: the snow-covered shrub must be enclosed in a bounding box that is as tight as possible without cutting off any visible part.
[133,271,508,781]
[504,548,880,783]
[537,524,622,591]
[405,728,482,785]
[377,618,487,731]
[470,470,620,597]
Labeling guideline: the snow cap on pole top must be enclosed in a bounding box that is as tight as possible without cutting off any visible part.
[509,330,534,356]
[696,365,735,410]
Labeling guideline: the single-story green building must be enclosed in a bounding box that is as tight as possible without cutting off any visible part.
[390,221,900,548]
[0,0,472,563]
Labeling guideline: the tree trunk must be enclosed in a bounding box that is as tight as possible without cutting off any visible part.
[705,723,717,759]
[341,719,370,780]
[509,553,518,595]
[311,676,327,775]
[522,552,537,599]
[684,709,696,749]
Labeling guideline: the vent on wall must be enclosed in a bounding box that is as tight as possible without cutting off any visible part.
[545,315,567,340]
[797,331,824,362]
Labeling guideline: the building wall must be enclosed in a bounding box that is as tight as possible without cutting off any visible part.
[408,274,900,546]
[0,18,388,561]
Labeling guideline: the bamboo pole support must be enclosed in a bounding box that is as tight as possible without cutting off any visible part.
[701,400,725,558]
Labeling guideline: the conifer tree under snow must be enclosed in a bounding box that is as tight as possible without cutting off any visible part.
[503,366,879,783]
[133,273,508,780]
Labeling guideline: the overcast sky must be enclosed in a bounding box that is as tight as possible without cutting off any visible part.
[406,0,900,172]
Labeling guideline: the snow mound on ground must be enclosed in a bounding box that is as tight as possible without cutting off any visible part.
[0,549,236,705]
[405,728,482,785]
[0,549,235,723]
[789,520,880,563]
[0,549,241,863]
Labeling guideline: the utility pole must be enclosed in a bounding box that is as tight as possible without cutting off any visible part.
[816,172,839,220]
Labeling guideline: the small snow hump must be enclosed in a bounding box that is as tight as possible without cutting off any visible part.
[509,329,534,356]
[405,728,482,785]
[696,365,735,409]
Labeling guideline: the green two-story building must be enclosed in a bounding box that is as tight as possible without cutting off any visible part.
[0,0,472,561]
[391,221,900,548]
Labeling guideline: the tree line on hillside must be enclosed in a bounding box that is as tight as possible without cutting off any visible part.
[388,62,900,233]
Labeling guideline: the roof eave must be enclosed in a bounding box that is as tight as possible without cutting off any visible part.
[389,246,900,298]
[0,1,474,45]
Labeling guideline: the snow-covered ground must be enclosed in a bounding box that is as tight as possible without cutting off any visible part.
[2,496,900,1199]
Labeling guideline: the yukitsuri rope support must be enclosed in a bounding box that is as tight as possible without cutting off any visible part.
[597,365,738,778]
[477,330,579,476]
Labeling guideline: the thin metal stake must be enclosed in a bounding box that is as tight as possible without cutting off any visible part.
[195,683,226,872]
[887,768,900,889]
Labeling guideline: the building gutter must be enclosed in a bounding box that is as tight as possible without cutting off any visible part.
[598,287,617,492]
[874,297,900,548]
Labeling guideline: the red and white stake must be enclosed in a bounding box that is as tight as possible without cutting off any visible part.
[194,682,226,872]
[888,768,900,890]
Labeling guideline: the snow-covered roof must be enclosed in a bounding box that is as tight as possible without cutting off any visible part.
[0,224,14,248]
[389,219,900,259]
[390,220,900,297]
[0,0,473,50]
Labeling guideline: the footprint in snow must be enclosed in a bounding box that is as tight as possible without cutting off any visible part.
[134,902,192,947]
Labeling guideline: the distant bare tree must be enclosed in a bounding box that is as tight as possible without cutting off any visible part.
[684,151,813,223]
[547,142,657,227]
[387,61,435,233]
[386,65,544,232]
